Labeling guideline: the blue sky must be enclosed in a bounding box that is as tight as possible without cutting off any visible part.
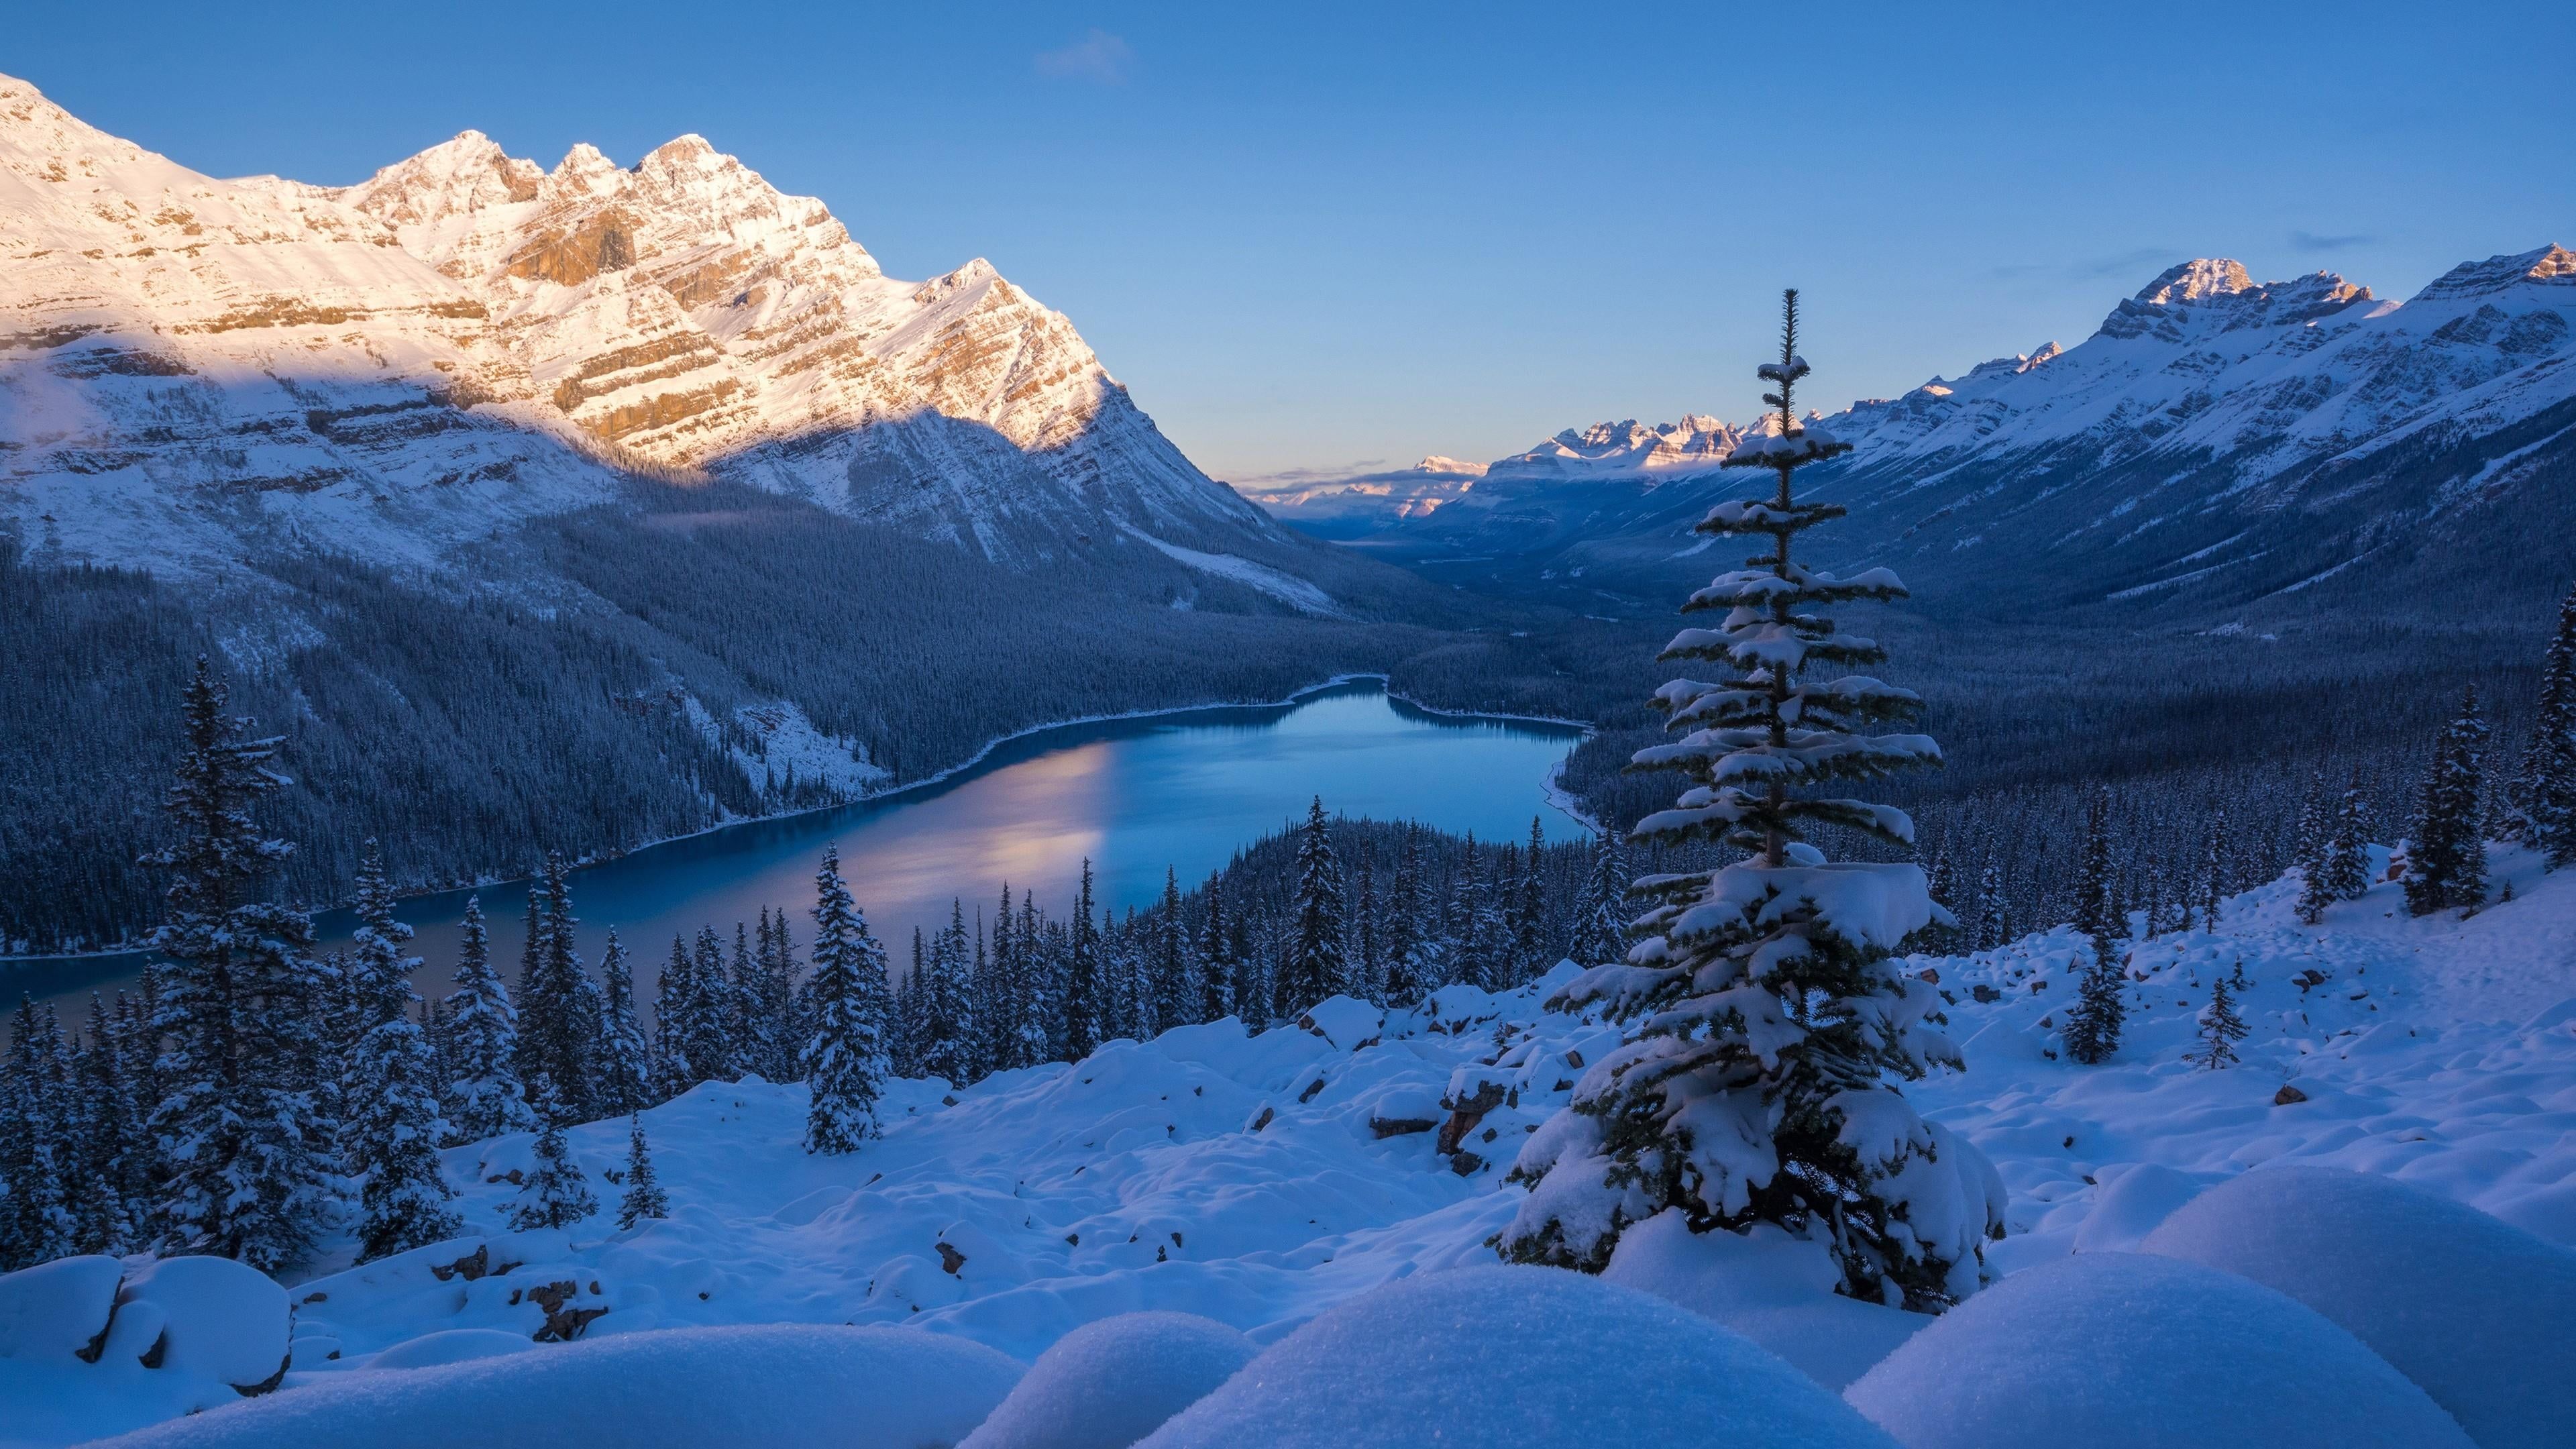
[11,1,2568,481]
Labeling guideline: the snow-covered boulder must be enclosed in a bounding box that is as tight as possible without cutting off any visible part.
[1136,1265,1898,1448]
[114,1256,292,1391]
[0,1254,124,1360]
[1601,1211,1930,1389]
[2071,1163,2204,1253]
[0,1254,293,1445]
[362,1328,541,1371]
[1299,996,1384,1052]
[85,1322,1024,1448]
[1843,1252,2473,1449]
[2141,1167,2576,1449]
[961,1311,1256,1449]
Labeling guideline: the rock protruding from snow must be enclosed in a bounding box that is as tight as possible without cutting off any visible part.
[1844,1252,2475,1449]
[960,1311,1256,1449]
[2141,1167,2576,1449]
[1136,1265,1900,1449]
[83,1323,1024,1449]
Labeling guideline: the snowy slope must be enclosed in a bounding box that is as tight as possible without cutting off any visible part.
[0,72,1279,578]
[11,845,2571,1445]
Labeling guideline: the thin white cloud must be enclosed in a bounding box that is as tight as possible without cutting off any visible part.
[1034,29,1135,85]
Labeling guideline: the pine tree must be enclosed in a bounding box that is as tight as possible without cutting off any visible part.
[1062,860,1105,1061]
[2191,975,2249,1070]
[2063,949,2128,1066]
[1284,797,1352,1012]
[802,845,891,1152]
[341,843,462,1262]
[594,930,653,1114]
[918,901,977,1083]
[72,994,145,1253]
[2406,685,2489,916]
[616,1113,669,1230]
[1197,875,1238,1021]
[2200,807,2230,930]
[726,923,761,1077]
[1350,852,1383,1004]
[1379,828,1426,1002]
[1152,869,1195,1026]
[1501,294,1990,1307]
[1566,828,1632,968]
[2072,790,2115,945]
[1973,861,2006,951]
[508,1076,598,1231]
[2320,780,2372,904]
[442,896,537,1144]
[1,996,71,1270]
[517,854,599,1117]
[140,658,337,1269]
[1514,816,1549,978]
[2517,580,2576,869]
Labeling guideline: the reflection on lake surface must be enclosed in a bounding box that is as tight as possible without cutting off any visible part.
[15,682,1585,1009]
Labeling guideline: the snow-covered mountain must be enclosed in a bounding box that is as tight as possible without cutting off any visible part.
[0,72,1279,575]
[1295,249,2576,617]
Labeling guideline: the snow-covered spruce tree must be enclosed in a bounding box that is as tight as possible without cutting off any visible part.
[1281,797,1350,1012]
[1566,830,1630,967]
[1351,852,1383,1004]
[595,930,653,1114]
[508,1076,597,1231]
[341,843,462,1262]
[802,845,891,1152]
[2406,685,2489,916]
[2071,789,2116,949]
[1,996,72,1270]
[1972,862,2006,951]
[2516,580,2576,868]
[1500,294,1997,1308]
[1062,860,1105,1061]
[1197,874,1238,1022]
[2320,780,2373,904]
[2200,807,2230,930]
[2190,975,2248,1070]
[1153,869,1195,1027]
[517,855,600,1116]
[141,658,337,1269]
[74,994,146,1253]
[441,897,537,1144]
[616,1113,668,1229]
[2063,790,2127,1065]
[917,900,978,1085]
[1514,817,1549,979]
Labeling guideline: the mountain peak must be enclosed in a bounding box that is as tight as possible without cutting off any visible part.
[2135,258,2255,305]
[2411,244,2576,303]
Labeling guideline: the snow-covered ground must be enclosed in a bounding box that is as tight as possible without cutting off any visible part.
[7,847,2573,1446]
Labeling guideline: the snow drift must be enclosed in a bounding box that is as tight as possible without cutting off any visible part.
[2141,1167,2576,1449]
[1844,1252,2475,1449]
[1136,1265,1900,1449]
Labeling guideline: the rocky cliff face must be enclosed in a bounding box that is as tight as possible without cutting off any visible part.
[0,72,1275,578]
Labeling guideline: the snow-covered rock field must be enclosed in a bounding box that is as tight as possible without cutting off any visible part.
[6,847,2573,1447]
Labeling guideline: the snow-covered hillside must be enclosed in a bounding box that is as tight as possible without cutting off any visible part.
[0,71,1276,576]
[10,847,2572,1446]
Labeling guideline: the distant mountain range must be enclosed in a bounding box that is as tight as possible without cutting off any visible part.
[1268,248,2576,619]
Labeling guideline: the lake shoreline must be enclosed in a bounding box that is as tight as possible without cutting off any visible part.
[4,675,1593,975]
